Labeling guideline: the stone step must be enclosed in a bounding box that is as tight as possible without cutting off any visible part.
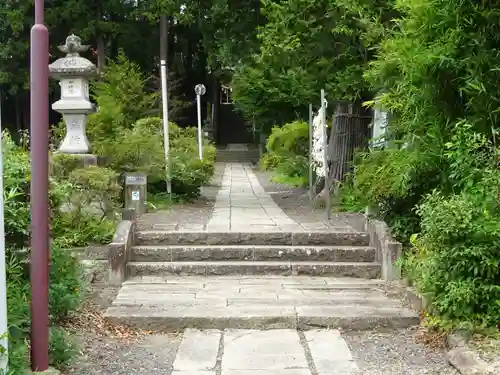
[131,245,376,263]
[127,261,381,279]
[104,276,418,331]
[135,231,370,247]
[216,150,260,163]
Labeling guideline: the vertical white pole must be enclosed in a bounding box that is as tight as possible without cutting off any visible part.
[0,88,8,372]
[197,94,203,160]
[321,90,331,220]
[160,60,171,194]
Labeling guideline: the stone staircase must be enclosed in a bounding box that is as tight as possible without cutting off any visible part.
[216,144,260,163]
[104,229,418,331]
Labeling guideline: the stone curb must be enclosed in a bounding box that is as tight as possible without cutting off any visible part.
[135,230,371,247]
[108,220,136,286]
[104,306,419,332]
[446,332,495,375]
[401,282,430,312]
[25,367,61,374]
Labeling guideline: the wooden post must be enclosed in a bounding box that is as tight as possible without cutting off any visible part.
[308,103,314,202]
[124,172,148,215]
[321,90,331,220]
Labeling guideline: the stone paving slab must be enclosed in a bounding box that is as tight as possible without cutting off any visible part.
[223,330,308,370]
[173,329,221,371]
[105,276,418,331]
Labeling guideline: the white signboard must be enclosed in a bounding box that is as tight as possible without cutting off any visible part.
[131,191,140,201]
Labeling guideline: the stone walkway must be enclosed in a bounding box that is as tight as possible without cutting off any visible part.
[71,328,459,375]
[173,328,357,375]
[207,164,303,232]
[139,163,357,232]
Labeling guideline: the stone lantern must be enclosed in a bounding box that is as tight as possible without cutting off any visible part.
[49,34,97,154]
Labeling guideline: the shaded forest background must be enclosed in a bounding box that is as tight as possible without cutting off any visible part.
[0,0,262,133]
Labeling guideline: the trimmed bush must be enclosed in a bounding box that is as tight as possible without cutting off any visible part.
[3,131,115,371]
[100,116,216,198]
[261,120,309,187]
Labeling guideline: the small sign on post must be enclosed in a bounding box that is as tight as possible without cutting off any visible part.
[195,84,206,160]
[124,172,148,215]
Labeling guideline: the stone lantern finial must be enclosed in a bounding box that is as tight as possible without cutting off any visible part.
[58,34,90,57]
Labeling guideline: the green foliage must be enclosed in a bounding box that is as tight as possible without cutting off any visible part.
[1,131,114,371]
[340,0,500,327]
[409,174,500,326]
[48,326,80,370]
[232,0,396,128]
[405,123,500,326]
[87,52,159,143]
[67,166,122,216]
[101,116,216,198]
[2,133,31,248]
[266,121,309,158]
[261,120,309,188]
[50,154,120,247]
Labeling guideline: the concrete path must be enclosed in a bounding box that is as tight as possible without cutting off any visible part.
[173,328,357,375]
[206,163,303,232]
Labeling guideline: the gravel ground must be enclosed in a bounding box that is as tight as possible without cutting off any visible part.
[67,333,181,375]
[137,163,223,230]
[252,167,362,229]
[345,328,458,375]
[470,335,500,370]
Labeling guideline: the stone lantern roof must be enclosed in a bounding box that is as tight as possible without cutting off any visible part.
[49,34,97,79]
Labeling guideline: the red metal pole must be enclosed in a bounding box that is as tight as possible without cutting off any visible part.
[30,0,50,371]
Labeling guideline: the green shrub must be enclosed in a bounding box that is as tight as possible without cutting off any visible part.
[48,245,86,321]
[100,116,216,198]
[409,176,500,327]
[2,131,110,371]
[48,327,79,370]
[266,121,309,158]
[87,52,159,143]
[271,155,309,187]
[403,124,500,327]
[260,120,309,187]
[49,156,120,247]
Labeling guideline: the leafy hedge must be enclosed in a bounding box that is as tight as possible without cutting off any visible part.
[96,116,216,198]
[3,132,117,373]
[83,55,216,200]
[260,120,309,187]
[341,0,500,327]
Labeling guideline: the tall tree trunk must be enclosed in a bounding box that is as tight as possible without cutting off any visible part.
[15,95,21,132]
[96,4,106,72]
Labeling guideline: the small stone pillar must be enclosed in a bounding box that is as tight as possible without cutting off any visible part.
[204,121,215,142]
[124,173,147,214]
[49,34,97,154]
